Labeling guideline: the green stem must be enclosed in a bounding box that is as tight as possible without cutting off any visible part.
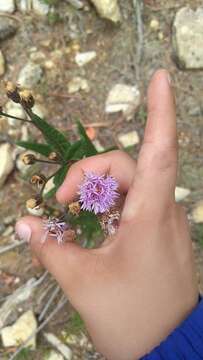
[0,111,31,124]
[35,159,62,165]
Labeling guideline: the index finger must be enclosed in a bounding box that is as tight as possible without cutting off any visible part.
[56,150,136,204]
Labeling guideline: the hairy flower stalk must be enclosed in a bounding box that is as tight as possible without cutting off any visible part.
[42,218,70,245]
[79,172,119,214]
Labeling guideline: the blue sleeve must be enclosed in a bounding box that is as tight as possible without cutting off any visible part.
[140,298,203,360]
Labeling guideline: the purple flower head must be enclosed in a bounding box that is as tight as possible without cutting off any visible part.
[78,172,119,214]
[42,217,69,245]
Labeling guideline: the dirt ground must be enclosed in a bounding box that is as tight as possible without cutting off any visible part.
[0,0,203,359]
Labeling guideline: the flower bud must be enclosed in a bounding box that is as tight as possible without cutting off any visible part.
[22,153,36,165]
[19,89,35,109]
[48,151,59,161]
[5,81,21,103]
[30,174,46,187]
[26,196,42,209]
[68,201,81,216]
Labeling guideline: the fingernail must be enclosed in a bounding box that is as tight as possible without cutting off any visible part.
[16,222,32,243]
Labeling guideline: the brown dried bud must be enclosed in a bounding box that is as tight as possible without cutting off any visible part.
[48,152,59,161]
[30,174,46,187]
[26,196,42,209]
[19,89,35,109]
[5,81,21,103]
[22,153,36,165]
[68,201,81,216]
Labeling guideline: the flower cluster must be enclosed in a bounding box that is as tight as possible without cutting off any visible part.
[78,172,119,214]
[42,218,70,245]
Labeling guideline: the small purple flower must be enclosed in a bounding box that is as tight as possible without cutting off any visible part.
[42,217,69,245]
[78,172,119,214]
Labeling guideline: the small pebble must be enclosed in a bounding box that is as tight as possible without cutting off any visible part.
[118,131,140,147]
[75,51,97,67]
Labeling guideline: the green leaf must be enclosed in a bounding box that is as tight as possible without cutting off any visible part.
[70,210,101,243]
[54,165,68,188]
[77,121,97,156]
[44,165,68,199]
[28,111,71,157]
[64,140,84,161]
[16,141,53,157]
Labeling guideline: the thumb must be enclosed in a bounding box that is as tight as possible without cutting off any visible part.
[15,216,91,295]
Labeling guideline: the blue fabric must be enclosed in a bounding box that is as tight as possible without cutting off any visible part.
[140,299,203,359]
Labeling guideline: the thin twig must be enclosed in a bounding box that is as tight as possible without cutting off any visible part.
[0,112,30,124]
[0,240,26,255]
[66,122,109,131]
[132,0,144,80]
[38,285,60,322]
[47,92,80,100]
[35,159,62,165]
[9,295,68,360]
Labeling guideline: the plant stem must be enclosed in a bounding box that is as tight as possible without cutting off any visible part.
[35,158,62,165]
[0,111,31,124]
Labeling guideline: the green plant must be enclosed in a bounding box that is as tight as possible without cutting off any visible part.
[1,83,120,243]
[15,348,32,360]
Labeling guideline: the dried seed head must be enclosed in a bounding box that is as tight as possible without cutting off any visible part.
[19,89,35,109]
[5,81,21,103]
[68,201,81,216]
[30,174,46,187]
[26,196,42,209]
[22,153,36,165]
[48,151,59,161]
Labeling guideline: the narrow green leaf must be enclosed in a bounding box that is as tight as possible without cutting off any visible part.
[53,165,68,188]
[64,140,84,161]
[28,111,70,157]
[44,165,68,199]
[77,121,97,156]
[16,141,53,157]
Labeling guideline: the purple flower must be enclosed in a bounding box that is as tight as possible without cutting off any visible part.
[42,217,69,245]
[78,172,119,214]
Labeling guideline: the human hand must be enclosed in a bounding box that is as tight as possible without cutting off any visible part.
[16,70,198,360]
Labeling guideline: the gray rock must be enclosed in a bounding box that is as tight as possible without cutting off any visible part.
[32,0,49,15]
[0,50,6,76]
[0,278,36,328]
[44,333,72,360]
[105,84,141,120]
[18,61,43,88]
[0,0,15,13]
[0,143,14,188]
[90,0,121,22]
[0,18,17,42]
[1,310,37,349]
[173,7,203,69]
